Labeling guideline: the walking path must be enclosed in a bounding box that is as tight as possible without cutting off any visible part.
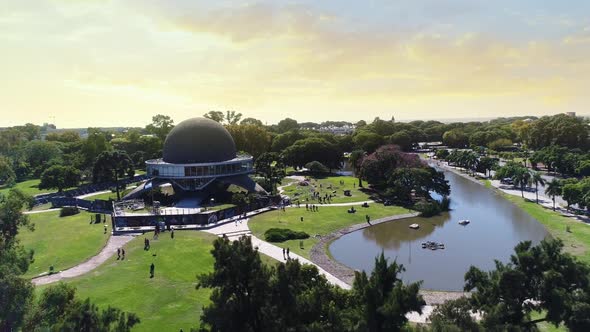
[32,234,137,286]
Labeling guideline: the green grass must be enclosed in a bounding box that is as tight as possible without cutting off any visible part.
[499,192,590,265]
[20,210,110,278]
[531,311,566,332]
[1,179,49,196]
[281,175,370,204]
[249,204,409,258]
[37,231,216,332]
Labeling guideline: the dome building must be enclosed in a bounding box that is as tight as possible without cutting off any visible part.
[125,117,260,200]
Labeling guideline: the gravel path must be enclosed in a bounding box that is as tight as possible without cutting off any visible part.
[32,234,137,286]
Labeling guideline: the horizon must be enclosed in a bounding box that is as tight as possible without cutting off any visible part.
[2,1,589,127]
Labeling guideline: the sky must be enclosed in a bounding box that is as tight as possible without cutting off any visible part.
[1,0,589,128]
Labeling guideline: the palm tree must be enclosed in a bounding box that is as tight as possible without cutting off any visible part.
[530,171,545,204]
[545,179,562,211]
[511,167,531,198]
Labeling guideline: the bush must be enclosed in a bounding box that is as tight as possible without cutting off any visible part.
[264,228,310,242]
[414,198,451,217]
[60,206,80,217]
[305,161,329,174]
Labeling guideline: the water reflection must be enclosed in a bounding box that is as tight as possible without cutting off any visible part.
[329,170,549,291]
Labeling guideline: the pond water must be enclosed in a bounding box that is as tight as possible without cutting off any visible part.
[329,169,549,291]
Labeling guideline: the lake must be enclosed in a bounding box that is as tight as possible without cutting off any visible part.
[329,169,549,291]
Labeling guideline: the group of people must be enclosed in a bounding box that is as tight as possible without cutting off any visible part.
[116,248,125,260]
[282,247,290,260]
[305,204,320,212]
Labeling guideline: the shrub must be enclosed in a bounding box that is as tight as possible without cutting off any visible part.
[305,161,329,174]
[414,201,440,217]
[264,228,310,242]
[60,206,80,217]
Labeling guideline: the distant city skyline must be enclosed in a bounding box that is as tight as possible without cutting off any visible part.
[1,0,589,127]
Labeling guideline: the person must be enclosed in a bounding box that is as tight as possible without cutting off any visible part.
[150,263,155,278]
[103,224,107,234]
[286,247,290,259]
[171,229,175,239]
[300,216,303,222]
[282,247,286,260]
[121,248,126,260]
[117,248,121,259]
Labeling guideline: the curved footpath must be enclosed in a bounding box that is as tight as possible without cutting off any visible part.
[32,234,137,286]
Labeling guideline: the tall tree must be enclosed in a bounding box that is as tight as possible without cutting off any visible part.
[203,111,225,123]
[349,253,424,331]
[240,117,264,126]
[197,236,271,332]
[254,152,286,194]
[92,150,134,200]
[145,114,174,142]
[277,118,299,133]
[225,110,243,125]
[348,150,365,187]
[530,171,545,204]
[0,156,16,187]
[39,165,80,193]
[0,189,34,332]
[464,239,590,331]
[545,179,562,210]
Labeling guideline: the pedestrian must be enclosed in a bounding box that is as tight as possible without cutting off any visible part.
[300,216,303,222]
[282,247,286,260]
[306,204,308,211]
[103,224,107,234]
[150,263,155,278]
[299,240,304,249]
[146,239,150,250]
[171,229,175,239]
[121,248,126,260]
[286,247,290,259]
[117,248,121,259]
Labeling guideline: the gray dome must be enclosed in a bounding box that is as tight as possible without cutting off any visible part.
[163,117,236,163]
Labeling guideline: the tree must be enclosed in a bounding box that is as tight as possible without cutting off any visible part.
[282,137,343,172]
[23,140,62,177]
[197,236,271,331]
[389,131,412,151]
[443,129,469,148]
[277,118,299,133]
[92,150,134,200]
[545,179,562,210]
[203,111,225,123]
[240,117,264,126]
[225,110,243,125]
[0,156,16,187]
[511,167,531,198]
[429,297,481,332]
[353,131,384,153]
[305,161,329,174]
[254,152,286,194]
[225,124,272,159]
[24,283,139,331]
[145,114,174,142]
[464,239,590,331]
[476,157,497,178]
[530,171,545,204]
[0,189,34,332]
[349,253,425,331]
[39,165,80,193]
[349,150,365,187]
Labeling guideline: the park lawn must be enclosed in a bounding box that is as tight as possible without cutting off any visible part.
[249,204,409,259]
[38,231,217,332]
[281,175,370,204]
[20,210,109,278]
[0,178,49,196]
[500,193,590,265]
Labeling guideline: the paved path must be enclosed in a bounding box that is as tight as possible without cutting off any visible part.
[32,234,137,286]
[24,208,61,215]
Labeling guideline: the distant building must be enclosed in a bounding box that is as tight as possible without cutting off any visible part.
[566,112,576,117]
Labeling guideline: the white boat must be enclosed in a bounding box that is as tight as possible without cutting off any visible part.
[409,223,420,229]
[458,219,470,225]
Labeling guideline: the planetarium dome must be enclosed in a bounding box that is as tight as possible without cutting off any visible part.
[162,117,237,164]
